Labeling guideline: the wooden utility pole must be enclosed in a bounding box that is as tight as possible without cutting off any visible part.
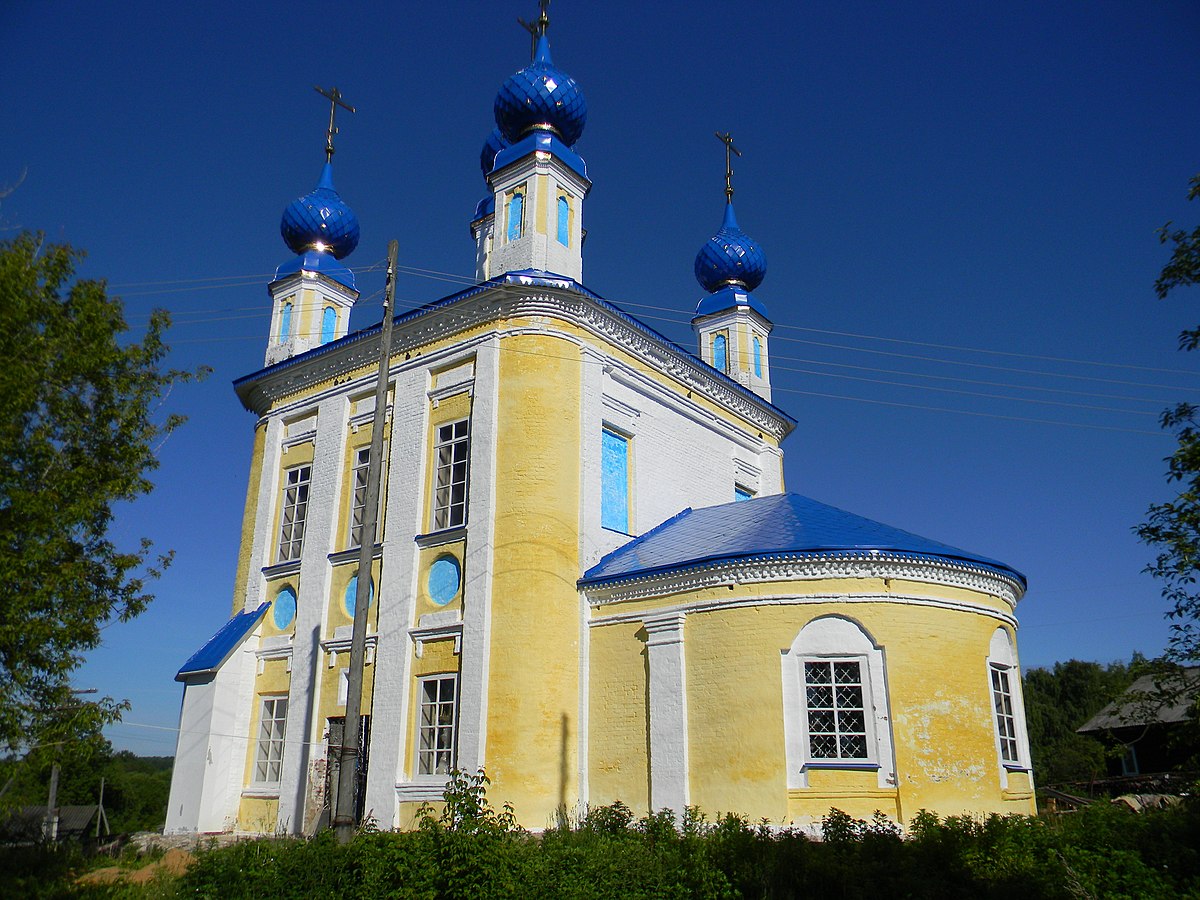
[333,240,398,844]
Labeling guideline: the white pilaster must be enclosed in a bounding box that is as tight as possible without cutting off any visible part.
[644,611,689,816]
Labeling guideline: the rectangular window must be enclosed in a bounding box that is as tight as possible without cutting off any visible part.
[277,465,312,561]
[254,697,288,785]
[990,665,1019,765]
[735,485,753,502]
[601,428,630,532]
[416,675,457,776]
[804,659,869,760]
[349,448,371,547]
[433,420,470,530]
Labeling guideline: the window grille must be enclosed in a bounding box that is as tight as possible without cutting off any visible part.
[804,659,869,760]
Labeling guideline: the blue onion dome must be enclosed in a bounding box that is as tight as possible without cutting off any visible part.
[480,127,511,179]
[694,201,767,293]
[494,34,587,146]
[280,162,360,259]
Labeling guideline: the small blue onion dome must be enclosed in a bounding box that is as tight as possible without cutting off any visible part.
[480,127,511,179]
[694,202,767,293]
[280,163,360,260]
[494,34,587,146]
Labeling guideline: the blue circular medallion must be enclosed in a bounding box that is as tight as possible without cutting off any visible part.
[428,556,461,606]
[273,586,297,630]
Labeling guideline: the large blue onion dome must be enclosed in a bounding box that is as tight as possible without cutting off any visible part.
[480,127,511,179]
[280,162,360,260]
[494,34,587,147]
[694,201,767,293]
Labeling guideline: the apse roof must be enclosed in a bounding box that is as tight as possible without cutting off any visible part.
[581,492,1026,588]
[175,603,268,681]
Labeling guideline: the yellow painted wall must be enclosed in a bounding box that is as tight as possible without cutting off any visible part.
[590,585,1033,826]
[587,620,650,810]
[486,332,582,826]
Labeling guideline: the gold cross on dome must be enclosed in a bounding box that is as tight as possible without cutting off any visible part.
[315,85,356,163]
[518,0,551,60]
[715,131,741,203]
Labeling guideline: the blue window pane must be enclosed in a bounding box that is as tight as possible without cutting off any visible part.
[713,334,727,373]
[279,302,292,344]
[344,574,375,618]
[507,193,523,241]
[557,196,569,246]
[273,586,297,629]
[735,486,752,502]
[601,430,629,532]
[321,306,336,345]
[428,555,462,606]
[753,336,762,377]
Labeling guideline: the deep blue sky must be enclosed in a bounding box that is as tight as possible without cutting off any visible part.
[4,1,1199,755]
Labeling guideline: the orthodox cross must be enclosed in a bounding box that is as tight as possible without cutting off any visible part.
[315,85,356,163]
[715,131,741,203]
[518,0,551,60]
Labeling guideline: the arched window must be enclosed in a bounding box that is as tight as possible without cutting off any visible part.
[321,306,336,345]
[713,334,727,373]
[278,301,293,344]
[987,628,1031,784]
[781,616,895,789]
[272,586,297,630]
[556,195,570,246]
[753,336,763,377]
[507,191,524,241]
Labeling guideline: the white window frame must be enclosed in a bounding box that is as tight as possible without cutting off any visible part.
[801,657,874,763]
[253,696,288,787]
[986,628,1031,786]
[415,674,458,777]
[432,419,470,530]
[348,447,371,548]
[277,464,311,562]
[781,616,896,790]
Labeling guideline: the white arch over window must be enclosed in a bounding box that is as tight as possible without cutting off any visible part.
[987,627,1031,787]
[781,615,896,790]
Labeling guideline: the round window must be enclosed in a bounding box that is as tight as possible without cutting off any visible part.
[428,555,461,606]
[344,575,375,618]
[273,586,297,630]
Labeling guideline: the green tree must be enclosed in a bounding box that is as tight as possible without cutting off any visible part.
[1138,173,1200,662]
[0,232,201,754]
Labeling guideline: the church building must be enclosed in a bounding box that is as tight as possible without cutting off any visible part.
[165,13,1034,835]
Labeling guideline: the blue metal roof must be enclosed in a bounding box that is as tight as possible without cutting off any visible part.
[694,284,770,320]
[494,34,587,147]
[581,493,1026,589]
[273,249,357,290]
[492,130,588,181]
[695,201,767,294]
[175,603,268,681]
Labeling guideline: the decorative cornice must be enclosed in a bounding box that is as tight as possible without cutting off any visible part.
[236,282,794,440]
[581,552,1023,609]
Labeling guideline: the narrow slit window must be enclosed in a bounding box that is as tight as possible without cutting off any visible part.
[507,191,524,241]
[278,301,293,344]
[321,306,337,345]
[349,447,371,548]
[713,334,727,373]
[557,195,570,246]
[753,336,763,377]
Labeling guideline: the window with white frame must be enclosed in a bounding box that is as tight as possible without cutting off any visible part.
[987,627,1029,774]
[277,464,311,561]
[348,447,371,547]
[990,664,1019,764]
[416,674,457,776]
[803,659,869,760]
[781,616,895,788]
[433,420,470,530]
[254,696,288,785]
[601,427,631,533]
